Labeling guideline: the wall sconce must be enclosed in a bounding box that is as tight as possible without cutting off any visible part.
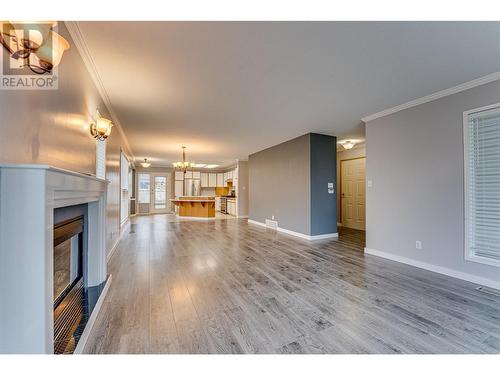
[90,115,113,141]
[0,21,70,74]
[140,159,151,168]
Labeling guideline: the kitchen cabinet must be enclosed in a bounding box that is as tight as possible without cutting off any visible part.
[192,171,201,179]
[185,171,193,179]
[175,171,184,180]
[201,173,208,187]
[215,196,221,211]
[227,199,236,216]
[217,173,223,187]
[209,173,217,187]
[174,180,184,197]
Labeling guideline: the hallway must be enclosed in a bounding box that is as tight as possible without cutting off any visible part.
[84,216,499,354]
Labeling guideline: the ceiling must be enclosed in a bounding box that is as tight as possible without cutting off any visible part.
[77,21,500,167]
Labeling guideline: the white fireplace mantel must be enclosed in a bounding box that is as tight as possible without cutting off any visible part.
[0,164,109,354]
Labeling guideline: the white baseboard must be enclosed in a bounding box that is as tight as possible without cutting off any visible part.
[248,219,338,241]
[107,238,120,263]
[237,215,249,219]
[364,248,500,290]
[248,219,266,227]
[74,275,112,354]
[120,215,129,228]
[107,220,129,263]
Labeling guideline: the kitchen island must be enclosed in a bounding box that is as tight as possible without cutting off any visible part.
[171,196,216,219]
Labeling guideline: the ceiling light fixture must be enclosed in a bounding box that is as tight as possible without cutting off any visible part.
[140,158,151,168]
[192,164,206,168]
[340,140,355,150]
[173,146,193,173]
[0,21,70,74]
[90,112,113,141]
[205,164,219,169]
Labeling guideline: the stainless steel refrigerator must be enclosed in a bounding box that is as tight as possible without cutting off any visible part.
[184,179,201,196]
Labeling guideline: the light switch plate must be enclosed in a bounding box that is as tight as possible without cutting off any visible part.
[367,180,373,188]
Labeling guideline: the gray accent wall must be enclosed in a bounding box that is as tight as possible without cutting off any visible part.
[249,133,337,236]
[0,23,132,257]
[366,79,500,285]
[310,133,337,236]
[249,134,311,235]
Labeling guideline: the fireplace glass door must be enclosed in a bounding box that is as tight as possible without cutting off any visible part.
[53,216,83,306]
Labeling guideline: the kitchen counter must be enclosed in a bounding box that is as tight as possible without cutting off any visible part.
[171,197,215,219]
[171,199,215,203]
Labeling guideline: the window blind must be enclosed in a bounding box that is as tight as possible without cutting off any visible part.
[465,105,500,265]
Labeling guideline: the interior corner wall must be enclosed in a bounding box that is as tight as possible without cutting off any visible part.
[0,22,132,258]
[310,133,337,236]
[237,160,249,217]
[248,134,311,235]
[366,79,500,286]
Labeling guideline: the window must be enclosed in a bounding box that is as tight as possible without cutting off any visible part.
[464,103,500,267]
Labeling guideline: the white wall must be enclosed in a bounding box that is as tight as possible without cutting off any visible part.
[366,80,500,288]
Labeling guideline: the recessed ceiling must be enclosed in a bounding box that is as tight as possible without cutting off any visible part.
[77,21,500,167]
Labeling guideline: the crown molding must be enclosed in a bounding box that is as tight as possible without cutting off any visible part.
[64,21,135,161]
[361,71,500,123]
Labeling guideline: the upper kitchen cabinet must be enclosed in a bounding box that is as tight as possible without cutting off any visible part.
[201,173,209,187]
[193,171,201,179]
[208,173,217,187]
[217,173,224,187]
[175,171,184,180]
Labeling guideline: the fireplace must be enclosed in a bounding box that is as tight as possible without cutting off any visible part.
[53,215,85,354]
[0,164,110,354]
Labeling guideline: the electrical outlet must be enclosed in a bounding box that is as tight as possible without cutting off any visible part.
[416,241,422,250]
[271,215,275,220]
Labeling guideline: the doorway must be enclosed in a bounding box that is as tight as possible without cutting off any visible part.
[150,173,170,214]
[340,157,366,230]
[136,172,173,215]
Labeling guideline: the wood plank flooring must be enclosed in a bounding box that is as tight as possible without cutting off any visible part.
[84,215,500,354]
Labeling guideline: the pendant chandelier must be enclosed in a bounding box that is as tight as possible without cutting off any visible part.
[172,146,193,172]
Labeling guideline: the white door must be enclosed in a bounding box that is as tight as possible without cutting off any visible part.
[137,173,151,215]
[341,158,366,230]
[150,174,170,214]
